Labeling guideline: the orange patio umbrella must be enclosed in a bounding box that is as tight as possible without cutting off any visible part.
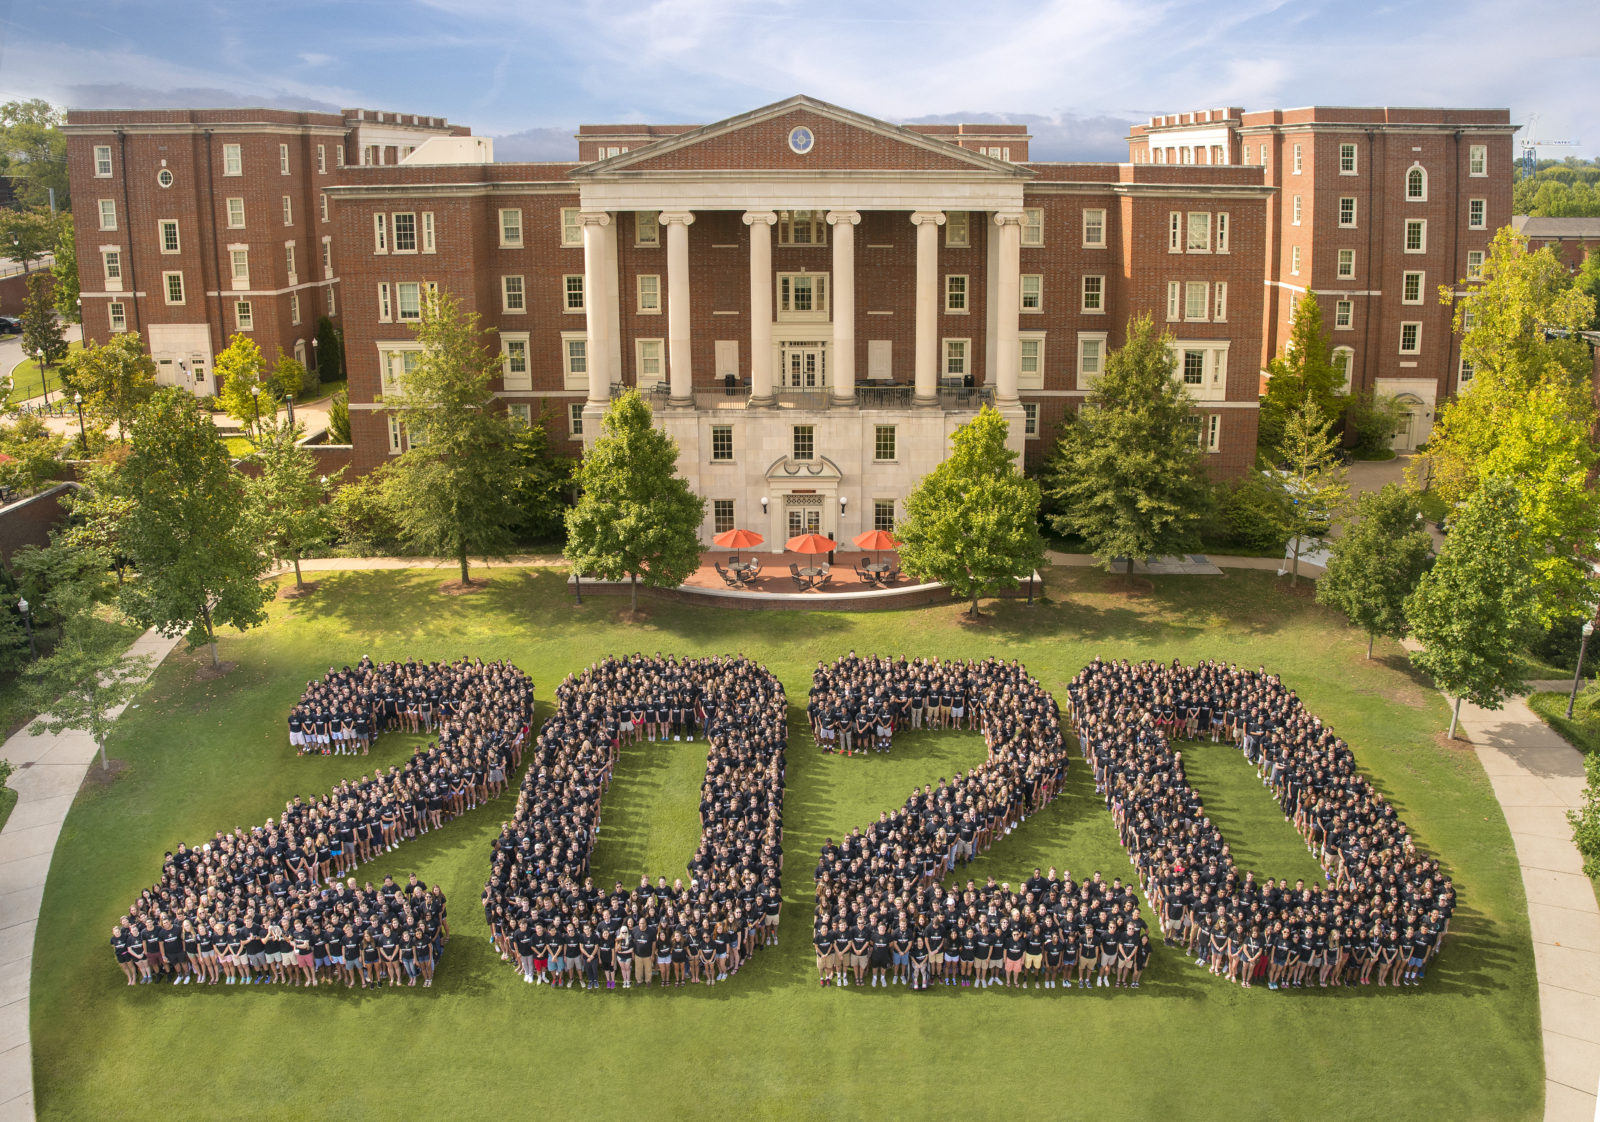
[852,529,900,563]
[785,532,835,556]
[713,527,764,564]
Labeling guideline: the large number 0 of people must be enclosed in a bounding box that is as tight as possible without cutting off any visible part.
[810,654,1149,992]
[110,657,534,990]
[1068,658,1454,989]
[482,653,787,991]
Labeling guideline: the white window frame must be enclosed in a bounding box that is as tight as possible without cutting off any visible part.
[1186,211,1211,252]
[942,338,969,378]
[222,144,242,176]
[563,274,584,314]
[1214,281,1228,323]
[1166,281,1181,322]
[1082,208,1106,248]
[1338,196,1357,228]
[568,402,585,439]
[637,338,665,383]
[1401,270,1424,304]
[1469,144,1487,177]
[1399,322,1421,354]
[320,194,329,223]
[1406,164,1427,202]
[378,283,391,323]
[945,211,970,248]
[1216,212,1229,254]
[791,425,816,461]
[279,143,290,175]
[1337,249,1356,279]
[635,211,659,247]
[1077,331,1108,385]
[1017,332,1044,390]
[1467,250,1485,280]
[637,273,661,313]
[235,300,253,331]
[1020,273,1042,313]
[1468,198,1486,230]
[1081,274,1104,313]
[108,301,126,332]
[1290,245,1301,275]
[229,247,249,289]
[1339,143,1358,175]
[873,424,898,463]
[945,274,968,313]
[503,275,527,314]
[396,281,423,322]
[561,208,582,247]
[561,331,588,390]
[1022,401,1039,439]
[1168,211,1182,254]
[1404,219,1427,254]
[289,293,301,325]
[501,332,531,391]
[1184,281,1209,322]
[93,145,112,177]
[508,403,532,429]
[709,425,736,462]
[778,210,827,246]
[500,208,523,248]
[158,219,180,254]
[97,199,116,231]
[1333,347,1355,391]
[1292,143,1303,174]
[282,195,293,227]
[373,213,388,254]
[285,241,296,283]
[163,270,185,305]
[1292,195,1303,226]
[317,144,327,174]
[321,238,332,279]
[777,272,829,319]
[388,416,404,455]
[1021,208,1044,247]
[102,249,122,290]
[1335,299,1354,329]
[392,212,417,254]
[335,145,344,168]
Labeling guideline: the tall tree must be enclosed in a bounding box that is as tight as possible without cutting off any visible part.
[505,414,572,544]
[1407,479,1539,738]
[1043,314,1209,578]
[20,273,66,380]
[897,406,1046,617]
[11,530,115,633]
[565,390,704,613]
[0,100,69,212]
[214,334,275,434]
[1574,249,1600,332]
[1316,483,1434,658]
[23,611,152,771]
[60,461,133,584]
[382,291,524,584]
[50,214,78,323]
[0,208,57,273]
[312,316,342,386]
[1258,292,1348,456]
[116,389,273,667]
[60,331,158,445]
[1272,399,1349,585]
[245,419,341,589]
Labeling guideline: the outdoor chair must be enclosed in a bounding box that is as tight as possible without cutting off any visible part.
[788,563,812,592]
[855,559,877,585]
[813,572,833,591]
[745,557,764,578]
[714,562,743,589]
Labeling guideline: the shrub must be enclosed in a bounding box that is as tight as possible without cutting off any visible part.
[313,316,342,385]
[1568,749,1600,879]
[1211,473,1290,554]
[1532,615,1588,673]
[328,391,351,444]
[1346,391,1405,459]
[328,467,402,555]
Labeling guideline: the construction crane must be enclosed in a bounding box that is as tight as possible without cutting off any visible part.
[1521,114,1583,174]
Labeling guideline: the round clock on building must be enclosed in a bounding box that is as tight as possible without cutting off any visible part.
[788,125,815,155]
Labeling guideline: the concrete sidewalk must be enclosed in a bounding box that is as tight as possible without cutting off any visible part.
[0,626,182,1122]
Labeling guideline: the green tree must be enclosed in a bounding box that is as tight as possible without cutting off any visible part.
[328,465,402,556]
[116,389,272,667]
[0,100,69,212]
[11,530,114,633]
[506,415,572,544]
[0,413,66,492]
[0,208,57,273]
[270,351,307,401]
[313,316,342,385]
[1272,399,1349,585]
[214,334,276,434]
[23,611,152,771]
[382,291,525,585]
[1316,484,1434,658]
[1345,390,1405,458]
[1043,314,1208,578]
[60,460,133,584]
[245,419,341,589]
[1574,249,1600,332]
[50,214,77,323]
[328,391,351,444]
[1258,293,1348,457]
[60,331,157,445]
[896,406,1045,617]
[565,390,704,613]
[20,272,66,378]
[1407,479,1539,738]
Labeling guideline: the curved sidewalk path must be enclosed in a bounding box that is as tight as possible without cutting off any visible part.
[0,557,1592,1121]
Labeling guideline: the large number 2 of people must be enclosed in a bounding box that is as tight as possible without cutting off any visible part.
[482,654,787,990]
[110,657,534,990]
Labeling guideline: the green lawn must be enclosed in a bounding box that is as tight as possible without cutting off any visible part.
[30,567,1542,1121]
[6,341,83,404]
[1528,690,1600,757]
[0,782,14,833]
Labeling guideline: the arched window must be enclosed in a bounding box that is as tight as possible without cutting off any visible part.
[1406,165,1427,201]
[1332,346,1355,390]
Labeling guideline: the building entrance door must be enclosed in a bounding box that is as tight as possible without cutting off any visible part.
[781,343,826,389]
[787,507,821,535]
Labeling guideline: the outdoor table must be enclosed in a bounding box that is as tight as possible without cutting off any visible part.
[798,566,828,578]
[862,561,890,574]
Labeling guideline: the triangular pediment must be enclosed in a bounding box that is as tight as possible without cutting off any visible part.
[572,95,1030,179]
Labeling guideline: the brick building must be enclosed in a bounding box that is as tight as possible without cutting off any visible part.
[1512,215,1600,272]
[61,107,467,390]
[65,94,1516,549]
[1130,106,1517,449]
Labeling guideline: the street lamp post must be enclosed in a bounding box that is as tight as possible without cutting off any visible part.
[18,596,34,661]
[1567,620,1596,719]
[250,384,261,434]
[74,392,87,456]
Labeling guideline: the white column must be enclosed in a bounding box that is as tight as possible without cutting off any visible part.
[661,210,696,406]
[580,210,613,404]
[744,210,777,406]
[911,210,945,406]
[993,210,1023,406]
[827,209,860,404]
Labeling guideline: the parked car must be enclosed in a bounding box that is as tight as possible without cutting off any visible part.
[0,316,20,336]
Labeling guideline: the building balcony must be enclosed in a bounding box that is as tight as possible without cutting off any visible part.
[633,381,994,412]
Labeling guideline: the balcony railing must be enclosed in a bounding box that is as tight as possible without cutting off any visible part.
[635,381,994,412]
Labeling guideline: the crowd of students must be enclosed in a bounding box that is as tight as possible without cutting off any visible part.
[1068,657,1455,989]
[810,654,1143,991]
[483,653,787,990]
[112,657,534,989]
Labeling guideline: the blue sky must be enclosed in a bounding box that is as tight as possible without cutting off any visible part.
[3,0,1596,162]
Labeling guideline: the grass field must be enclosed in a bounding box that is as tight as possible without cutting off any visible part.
[6,341,83,404]
[29,567,1541,1121]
